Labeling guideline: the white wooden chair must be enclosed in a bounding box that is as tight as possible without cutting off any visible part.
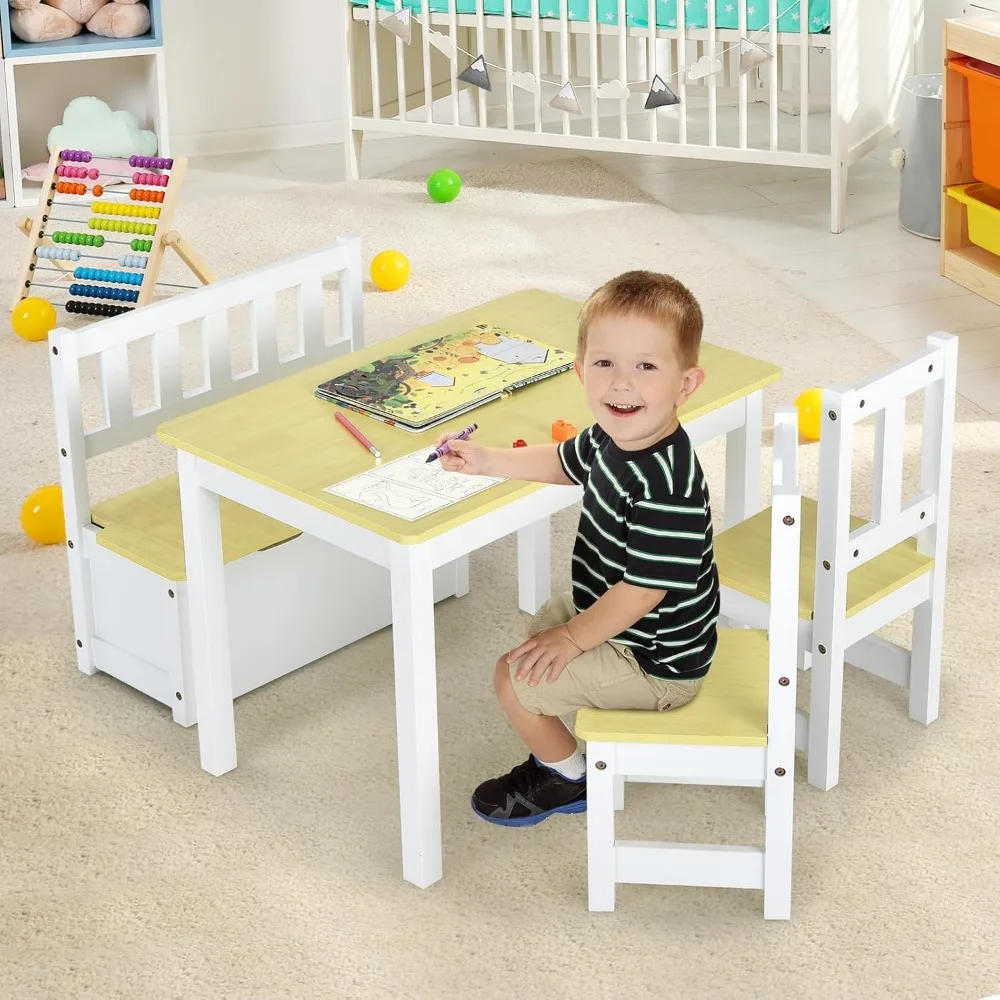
[714,333,958,791]
[48,238,466,726]
[575,406,802,920]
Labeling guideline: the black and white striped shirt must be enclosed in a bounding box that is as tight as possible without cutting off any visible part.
[557,423,720,679]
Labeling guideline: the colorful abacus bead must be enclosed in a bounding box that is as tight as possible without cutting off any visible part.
[69,282,140,303]
[73,267,144,286]
[129,155,173,170]
[130,239,153,252]
[129,187,165,203]
[35,247,81,261]
[93,185,104,198]
[60,149,92,162]
[56,165,87,178]
[66,300,133,317]
[51,231,105,247]
[118,254,148,269]
[90,201,161,219]
[56,181,87,195]
[133,172,169,187]
[87,219,158,236]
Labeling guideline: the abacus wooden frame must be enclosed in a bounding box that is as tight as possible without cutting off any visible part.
[45,238,465,729]
[13,147,214,313]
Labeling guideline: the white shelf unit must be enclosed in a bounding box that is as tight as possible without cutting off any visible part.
[0,44,169,210]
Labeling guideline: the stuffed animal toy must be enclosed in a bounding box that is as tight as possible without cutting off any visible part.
[9,0,151,43]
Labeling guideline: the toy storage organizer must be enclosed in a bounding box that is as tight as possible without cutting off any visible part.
[339,0,917,234]
[942,15,1000,306]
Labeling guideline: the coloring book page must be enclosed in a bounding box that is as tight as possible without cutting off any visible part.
[324,449,506,521]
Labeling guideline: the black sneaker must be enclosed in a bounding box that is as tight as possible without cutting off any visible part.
[471,755,587,827]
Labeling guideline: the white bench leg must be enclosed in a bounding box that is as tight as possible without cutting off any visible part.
[807,633,845,792]
[452,555,470,598]
[586,745,617,912]
[390,543,443,889]
[517,519,551,614]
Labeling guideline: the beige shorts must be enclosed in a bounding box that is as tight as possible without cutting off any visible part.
[509,592,704,717]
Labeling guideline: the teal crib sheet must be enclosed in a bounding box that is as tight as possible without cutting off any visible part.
[351,0,831,32]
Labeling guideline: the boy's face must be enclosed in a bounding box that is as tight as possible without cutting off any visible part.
[575,312,705,451]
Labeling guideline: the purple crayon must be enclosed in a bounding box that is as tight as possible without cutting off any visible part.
[425,422,478,463]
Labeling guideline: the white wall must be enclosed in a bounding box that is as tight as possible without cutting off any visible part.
[161,0,343,156]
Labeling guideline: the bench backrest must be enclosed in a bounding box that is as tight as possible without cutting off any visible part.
[49,236,363,530]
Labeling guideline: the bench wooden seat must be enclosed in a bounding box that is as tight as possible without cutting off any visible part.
[91,474,300,582]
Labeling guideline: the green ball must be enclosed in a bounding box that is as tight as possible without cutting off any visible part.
[427,168,462,204]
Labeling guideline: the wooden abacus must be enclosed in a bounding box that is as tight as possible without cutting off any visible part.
[13,147,216,317]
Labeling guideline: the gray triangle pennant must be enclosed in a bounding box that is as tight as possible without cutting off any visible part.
[381,7,412,44]
[645,74,680,109]
[458,54,491,92]
[739,37,771,73]
[549,81,581,115]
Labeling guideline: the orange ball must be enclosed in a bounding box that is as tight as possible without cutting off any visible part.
[370,250,410,292]
[93,184,103,197]
[11,296,57,342]
[20,484,66,545]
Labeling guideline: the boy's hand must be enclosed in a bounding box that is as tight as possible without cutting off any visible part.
[434,432,491,475]
[506,624,584,686]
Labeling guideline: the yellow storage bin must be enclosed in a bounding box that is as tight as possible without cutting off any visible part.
[947,182,1000,258]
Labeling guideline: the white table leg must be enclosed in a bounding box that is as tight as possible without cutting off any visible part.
[517,519,551,615]
[724,391,763,528]
[453,555,470,598]
[177,451,237,777]
[389,543,442,888]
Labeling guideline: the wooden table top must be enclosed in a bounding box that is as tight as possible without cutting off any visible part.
[156,289,782,545]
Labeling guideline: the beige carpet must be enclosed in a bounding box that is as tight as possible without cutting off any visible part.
[2,157,999,1000]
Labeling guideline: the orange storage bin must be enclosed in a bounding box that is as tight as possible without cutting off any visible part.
[949,56,1000,189]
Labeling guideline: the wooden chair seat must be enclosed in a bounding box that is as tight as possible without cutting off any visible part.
[714,497,934,620]
[91,474,300,582]
[575,628,769,748]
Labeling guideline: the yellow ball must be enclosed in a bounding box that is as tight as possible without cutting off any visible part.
[11,296,57,343]
[795,387,823,442]
[370,250,410,292]
[20,484,66,546]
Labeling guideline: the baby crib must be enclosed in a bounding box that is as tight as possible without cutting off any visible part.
[338,0,916,233]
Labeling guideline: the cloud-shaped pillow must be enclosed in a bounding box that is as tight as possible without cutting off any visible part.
[47,96,157,159]
[596,79,630,100]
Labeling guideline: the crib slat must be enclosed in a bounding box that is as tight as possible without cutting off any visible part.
[421,0,433,123]
[616,0,627,138]
[559,0,570,135]
[532,0,542,131]
[707,0,717,146]
[676,0,687,144]
[449,0,460,124]
[476,0,487,128]
[395,2,407,121]
[589,0,599,137]
[737,0,747,148]
[646,0,656,143]
[504,0,514,129]
[152,326,182,409]
[368,0,381,119]
[799,0,809,153]
[769,0,778,149]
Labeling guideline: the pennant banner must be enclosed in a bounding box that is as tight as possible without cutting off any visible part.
[381,7,412,44]
[549,81,582,115]
[458,54,491,92]
[739,37,772,73]
[427,29,455,58]
[645,74,680,109]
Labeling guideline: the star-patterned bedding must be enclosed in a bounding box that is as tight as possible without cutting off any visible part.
[352,0,831,33]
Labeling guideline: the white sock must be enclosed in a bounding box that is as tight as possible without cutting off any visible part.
[540,750,586,781]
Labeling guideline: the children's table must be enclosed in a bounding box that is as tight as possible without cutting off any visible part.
[157,289,782,889]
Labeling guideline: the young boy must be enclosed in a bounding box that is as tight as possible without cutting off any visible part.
[435,270,720,826]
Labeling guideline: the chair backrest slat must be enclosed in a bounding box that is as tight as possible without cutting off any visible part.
[153,326,183,409]
[251,294,280,375]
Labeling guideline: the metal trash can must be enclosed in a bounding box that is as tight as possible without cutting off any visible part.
[891,73,943,239]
